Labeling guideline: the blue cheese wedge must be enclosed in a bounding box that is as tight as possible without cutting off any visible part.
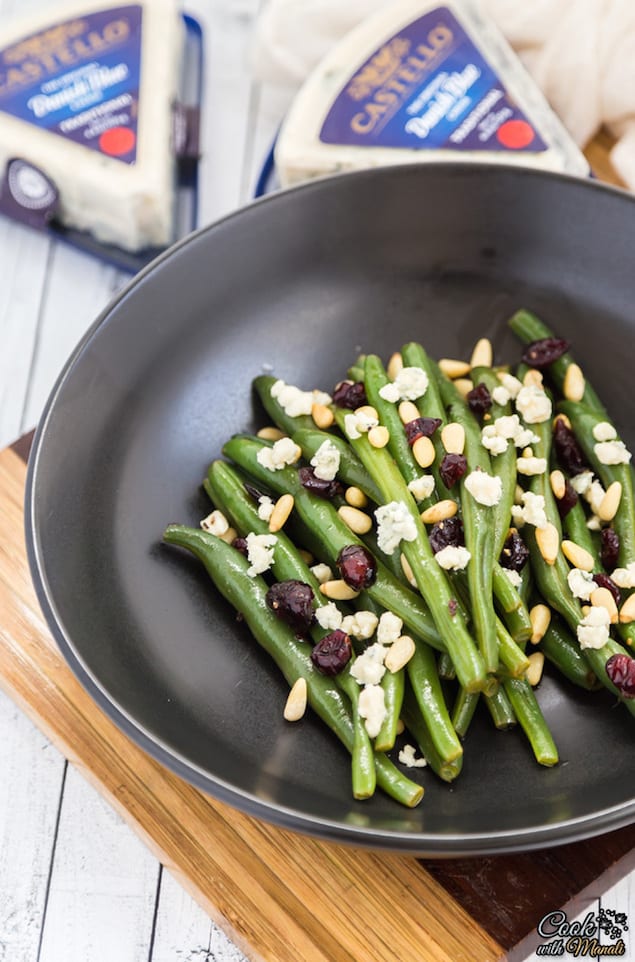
[276,0,589,186]
[0,0,183,251]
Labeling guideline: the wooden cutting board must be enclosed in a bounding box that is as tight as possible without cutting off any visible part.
[2,137,633,962]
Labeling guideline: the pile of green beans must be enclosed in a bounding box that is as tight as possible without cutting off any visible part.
[164,312,634,808]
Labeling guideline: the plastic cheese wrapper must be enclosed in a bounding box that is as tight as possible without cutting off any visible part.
[275,0,590,186]
[0,0,185,254]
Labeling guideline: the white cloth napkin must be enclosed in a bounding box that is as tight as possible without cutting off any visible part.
[252,0,635,189]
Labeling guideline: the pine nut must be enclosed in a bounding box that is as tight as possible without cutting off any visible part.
[257,426,285,441]
[470,337,493,369]
[338,505,372,534]
[368,425,390,448]
[536,523,559,565]
[526,651,545,687]
[312,403,334,429]
[395,718,405,735]
[514,485,524,504]
[398,400,420,424]
[269,493,294,532]
[619,593,635,624]
[522,447,533,458]
[284,678,307,721]
[412,435,435,468]
[420,500,457,524]
[561,539,594,572]
[563,363,585,402]
[385,635,416,673]
[590,587,619,624]
[320,579,360,601]
[439,358,471,379]
[454,378,474,399]
[219,526,238,545]
[400,553,417,587]
[387,351,403,380]
[550,470,566,500]
[523,369,543,387]
[441,422,465,455]
[529,604,551,644]
[345,486,368,509]
[298,549,314,565]
[598,481,622,522]
[355,404,378,422]
[553,413,571,431]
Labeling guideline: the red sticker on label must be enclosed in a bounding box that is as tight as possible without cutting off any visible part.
[496,119,535,149]
[99,126,137,157]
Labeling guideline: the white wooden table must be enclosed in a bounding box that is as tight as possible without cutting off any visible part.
[0,2,632,960]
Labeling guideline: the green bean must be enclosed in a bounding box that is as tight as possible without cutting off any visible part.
[502,677,558,766]
[438,651,456,680]
[496,620,530,677]
[451,689,479,739]
[164,524,424,806]
[330,405,490,694]
[434,370,499,672]
[401,688,463,782]
[292,427,382,504]
[538,616,599,691]
[508,310,607,416]
[560,494,600,565]
[222,435,445,650]
[363,354,424,487]
[471,366,517,557]
[485,686,517,730]
[375,667,405,753]
[559,401,635,568]
[407,639,463,764]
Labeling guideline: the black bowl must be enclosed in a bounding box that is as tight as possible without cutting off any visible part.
[26,163,635,854]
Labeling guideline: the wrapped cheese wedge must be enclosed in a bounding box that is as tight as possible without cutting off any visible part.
[275,0,589,186]
[0,0,184,252]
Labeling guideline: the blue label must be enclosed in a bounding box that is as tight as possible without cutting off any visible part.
[320,6,547,153]
[0,5,142,164]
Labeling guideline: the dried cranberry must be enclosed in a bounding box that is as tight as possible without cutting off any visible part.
[266,580,315,633]
[600,528,620,572]
[232,536,249,556]
[605,654,635,698]
[521,337,570,369]
[404,417,442,445]
[466,383,492,416]
[336,544,377,590]
[553,418,587,476]
[311,630,352,675]
[429,516,464,554]
[439,453,467,489]
[500,529,530,572]
[592,572,621,607]
[555,478,578,519]
[448,598,458,616]
[244,482,267,503]
[332,380,367,409]
[298,466,344,500]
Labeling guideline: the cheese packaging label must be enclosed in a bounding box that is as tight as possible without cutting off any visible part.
[0,5,142,164]
[320,6,547,154]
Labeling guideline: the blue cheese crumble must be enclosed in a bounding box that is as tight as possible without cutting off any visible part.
[464,470,503,506]
[310,438,340,481]
[270,379,331,417]
[577,606,611,650]
[256,437,302,471]
[374,501,418,554]
[435,545,471,571]
[245,533,277,577]
[378,366,429,403]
